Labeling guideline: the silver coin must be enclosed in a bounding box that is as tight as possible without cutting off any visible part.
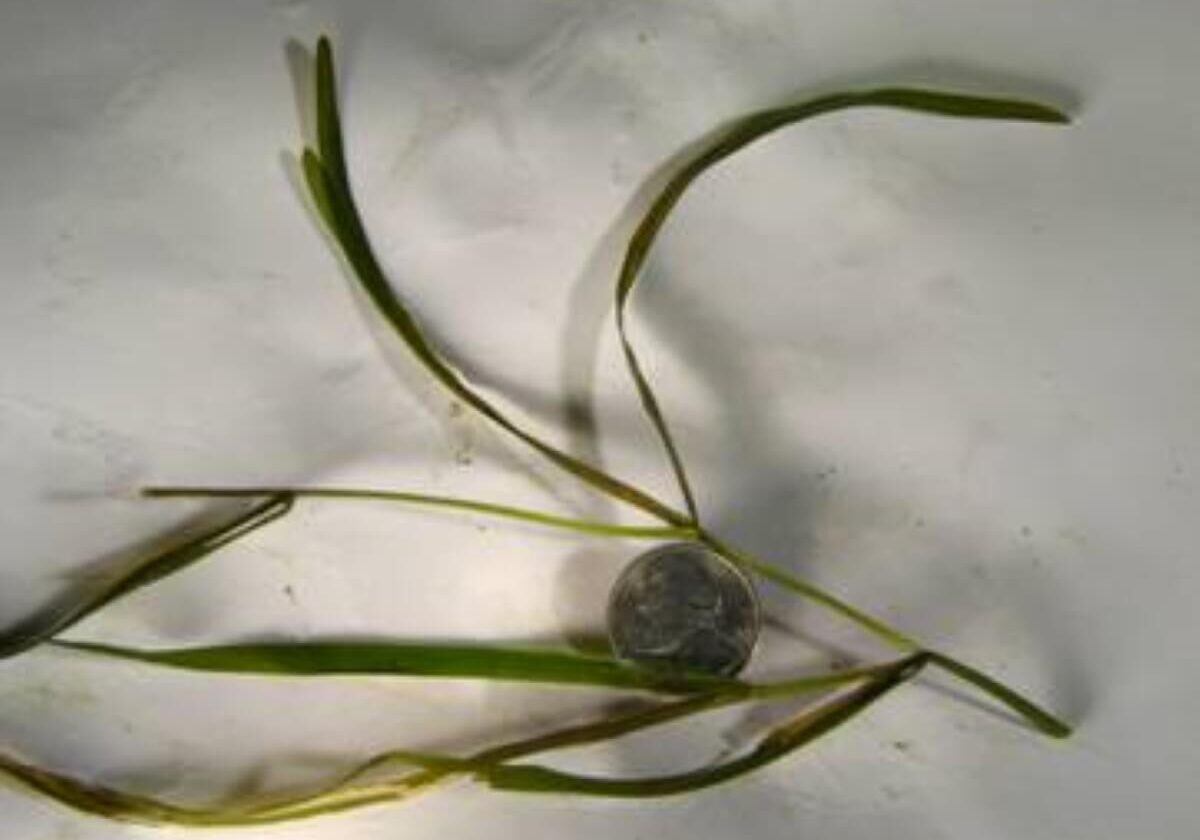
[607,542,761,677]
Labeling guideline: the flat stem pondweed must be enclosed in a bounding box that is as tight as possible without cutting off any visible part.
[0,36,1072,825]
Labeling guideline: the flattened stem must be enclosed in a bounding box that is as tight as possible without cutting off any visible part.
[143,485,695,540]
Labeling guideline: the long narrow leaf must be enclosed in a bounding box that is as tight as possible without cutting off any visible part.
[305,37,687,527]
[0,496,292,659]
[614,89,1068,528]
[927,650,1072,738]
[52,639,740,695]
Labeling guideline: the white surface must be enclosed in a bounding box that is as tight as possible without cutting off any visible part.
[1,1,1197,837]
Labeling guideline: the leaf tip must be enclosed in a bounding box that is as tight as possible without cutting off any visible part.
[1040,106,1072,125]
[1041,717,1074,739]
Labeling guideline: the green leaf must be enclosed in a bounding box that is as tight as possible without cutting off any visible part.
[52,638,740,695]
[305,38,688,528]
[614,88,1068,526]
[476,653,928,796]
[0,495,292,660]
[314,36,347,188]
[617,87,1068,307]
[927,650,1072,738]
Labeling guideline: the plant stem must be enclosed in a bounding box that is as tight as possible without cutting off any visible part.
[699,529,920,651]
[144,486,695,541]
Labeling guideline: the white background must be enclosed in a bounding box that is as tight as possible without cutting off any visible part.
[1,1,1196,837]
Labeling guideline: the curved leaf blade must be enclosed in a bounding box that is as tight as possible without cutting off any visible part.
[615,88,1069,525]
